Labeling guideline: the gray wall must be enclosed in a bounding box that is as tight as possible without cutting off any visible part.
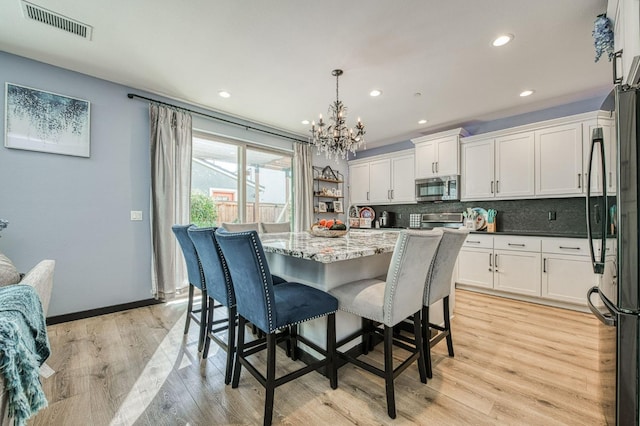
[0,51,309,316]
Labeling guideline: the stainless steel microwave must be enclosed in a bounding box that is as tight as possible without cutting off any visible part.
[415,175,460,202]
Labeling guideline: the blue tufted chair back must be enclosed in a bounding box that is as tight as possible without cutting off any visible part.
[188,227,235,307]
[172,224,204,290]
[215,229,276,333]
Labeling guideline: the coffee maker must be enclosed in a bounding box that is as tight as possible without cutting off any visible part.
[379,211,395,228]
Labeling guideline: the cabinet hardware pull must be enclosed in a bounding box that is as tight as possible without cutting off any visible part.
[388,189,391,199]
[436,162,439,173]
[367,191,369,201]
[508,243,525,247]
[491,181,494,194]
[496,180,500,193]
[495,254,498,268]
[489,253,492,267]
[578,173,581,189]
[391,189,394,199]
[467,240,481,244]
[559,246,581,250]
[609,172,612,187]
[543,258,547,273]
[432,162,435,173]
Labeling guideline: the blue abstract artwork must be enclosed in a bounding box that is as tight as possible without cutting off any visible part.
[5,83,90,157]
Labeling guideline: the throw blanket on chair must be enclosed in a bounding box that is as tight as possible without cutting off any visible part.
[0,284,50,426]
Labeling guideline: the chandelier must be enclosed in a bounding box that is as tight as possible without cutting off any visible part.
[310,69,365,161]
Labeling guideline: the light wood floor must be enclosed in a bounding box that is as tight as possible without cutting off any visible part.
[32,290,607,425]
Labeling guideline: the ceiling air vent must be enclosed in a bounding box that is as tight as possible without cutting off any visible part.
[21,1,92,40]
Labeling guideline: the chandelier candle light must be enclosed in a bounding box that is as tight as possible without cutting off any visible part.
[310,69,365,161]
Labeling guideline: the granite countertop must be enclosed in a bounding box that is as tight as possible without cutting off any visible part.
[260,230,400,263]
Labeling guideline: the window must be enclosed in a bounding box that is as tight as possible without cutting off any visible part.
[191,133,292,227]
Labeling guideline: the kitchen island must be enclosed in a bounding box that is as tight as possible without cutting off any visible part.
[260,230,400,355]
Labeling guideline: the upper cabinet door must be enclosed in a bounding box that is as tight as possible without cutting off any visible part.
[535,123,583,196]
[348,162,371,204]
[368,158,392,203]
[495,132,535,198]
[461,139,494,200]
[414,142,436,179]
[390,154,415,203]
[435,136,460,176]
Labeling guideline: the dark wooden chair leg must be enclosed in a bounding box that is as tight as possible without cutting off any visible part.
[290,324,298,361]
[361,317,370,355]
[413,311,427,383]
[443,296,454,357]
[422,305,433,379]
[202,297,214,359]
[232,315,246,389]
[384,326,396,419]
[327,313,337,389]
[264,333,277,426]
[225,306,237,385]
[184,284,194,335]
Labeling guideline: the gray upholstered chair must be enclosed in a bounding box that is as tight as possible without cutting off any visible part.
[329,229,443,419]
[421,227,468,378]
[221,222,260,232]
[215,229,338,426]
[172,224,207,352]
[260,221,290,233]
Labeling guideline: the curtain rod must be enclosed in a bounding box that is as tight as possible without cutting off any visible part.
[127,93,309,144]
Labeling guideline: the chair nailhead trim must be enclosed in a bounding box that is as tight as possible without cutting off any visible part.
[385,232,408,326]
[249,233,275,332]
[275,310,338,331]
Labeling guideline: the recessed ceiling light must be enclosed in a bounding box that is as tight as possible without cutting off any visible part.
[218,91,231,98]
[519,89,535,97]
[418,119,428,125]
[370,89,382,97]
[492,34,514,47]
[301,120,310,125]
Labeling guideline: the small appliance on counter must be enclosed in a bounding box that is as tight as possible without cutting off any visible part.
[379,211,395,228]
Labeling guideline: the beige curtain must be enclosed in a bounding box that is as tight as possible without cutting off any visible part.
[150,104,192,300]
[293,143,314,232]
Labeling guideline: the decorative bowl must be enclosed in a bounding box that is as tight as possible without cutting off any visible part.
[309,226,348,238]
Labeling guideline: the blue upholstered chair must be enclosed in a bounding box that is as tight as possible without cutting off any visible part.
[171,224,207,352]
[188,227,288,385]
[188,226,237,385]
[421,227,468,378]
[215,229,338,426]
[329,229,443,419]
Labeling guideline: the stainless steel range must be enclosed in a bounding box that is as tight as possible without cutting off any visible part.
[419,212,464,230]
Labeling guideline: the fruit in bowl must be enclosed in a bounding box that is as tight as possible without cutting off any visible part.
[310,219,347,236]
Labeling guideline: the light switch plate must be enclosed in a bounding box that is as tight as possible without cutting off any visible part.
[131,211,143,221]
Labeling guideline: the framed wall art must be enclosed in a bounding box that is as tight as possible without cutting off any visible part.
[5,83,91,157]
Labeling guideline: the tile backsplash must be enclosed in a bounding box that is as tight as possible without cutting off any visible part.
[369,197,612,236]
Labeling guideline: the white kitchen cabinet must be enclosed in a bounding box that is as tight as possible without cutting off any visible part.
[369,158,392,203]
[348,162,370,204]
[495,132,535,198]
[461,132,534,200]
[461,138,494,200]
[493,249,541,297]
[535,123,583,196]
[412,128,468,179]
[348,150,415,205]
[390,154,416,203]
[457,248,494,289]
[608,0,640,85]
[542,253,595,305]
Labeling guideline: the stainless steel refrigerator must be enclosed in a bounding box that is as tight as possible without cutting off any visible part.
[587,84,640,425]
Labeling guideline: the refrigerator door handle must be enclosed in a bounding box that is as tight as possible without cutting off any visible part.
[587,286,617,327]
[586,127,607,275]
